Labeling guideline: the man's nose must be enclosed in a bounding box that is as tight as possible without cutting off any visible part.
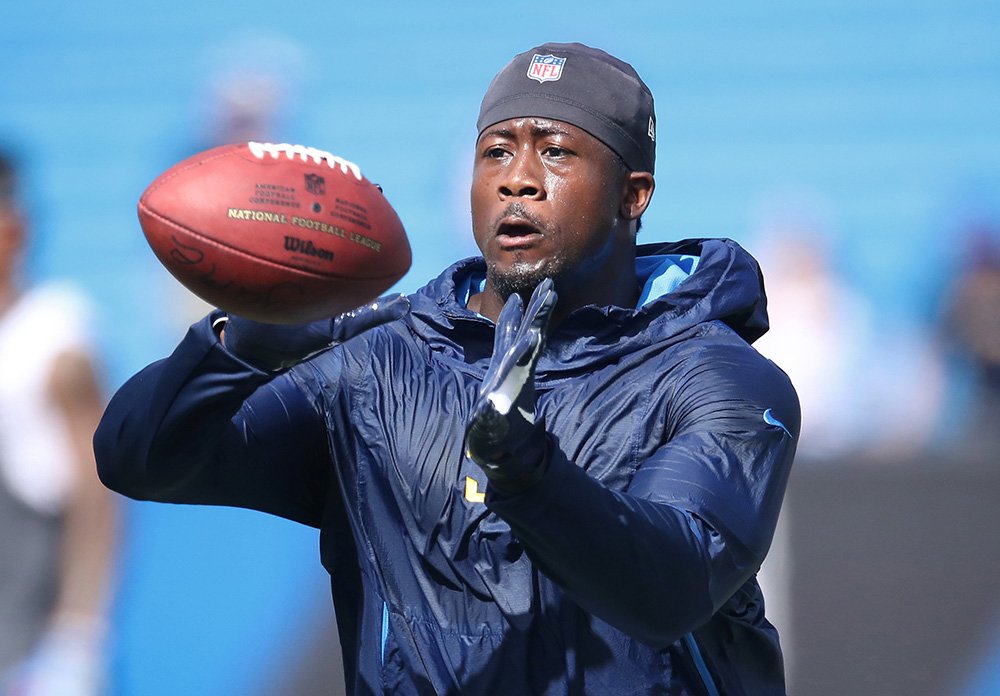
[499,152,544,199]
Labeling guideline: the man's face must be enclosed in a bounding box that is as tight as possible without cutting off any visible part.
[470,118,629,300]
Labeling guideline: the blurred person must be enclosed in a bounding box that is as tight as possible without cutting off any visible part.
[95,43,800,694]
[751,220,875,460]
[0,149,118,695]
[194,31,306,152]
[750,201,947,688]
[939,223,1000,461]
[750,201,943,462]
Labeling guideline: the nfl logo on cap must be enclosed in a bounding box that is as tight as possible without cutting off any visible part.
[527,54,566,83]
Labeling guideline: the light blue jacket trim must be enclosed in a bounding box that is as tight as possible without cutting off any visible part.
[381,602,389,665]
[457,254,700,309]
[683,632,721,696]
[456,273,487,308]
[636,254,700,307]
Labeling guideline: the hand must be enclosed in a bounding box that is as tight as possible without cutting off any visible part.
[220,294,410,371]
[464,279,557,492]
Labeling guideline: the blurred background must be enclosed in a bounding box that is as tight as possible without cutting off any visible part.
[1,1,998,694]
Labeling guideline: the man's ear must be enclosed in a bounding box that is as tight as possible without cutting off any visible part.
[621,171,655,222]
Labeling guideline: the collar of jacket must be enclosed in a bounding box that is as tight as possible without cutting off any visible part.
[405,238,769,380]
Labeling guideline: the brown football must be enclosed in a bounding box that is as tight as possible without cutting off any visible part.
[138,142,411,323]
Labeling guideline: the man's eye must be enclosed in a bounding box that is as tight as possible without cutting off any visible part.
[484,147,508,159]
[543,146,569,158]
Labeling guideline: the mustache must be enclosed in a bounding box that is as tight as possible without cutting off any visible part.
[492,202,545,233]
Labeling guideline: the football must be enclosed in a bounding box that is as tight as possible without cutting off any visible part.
[138,142,411,323]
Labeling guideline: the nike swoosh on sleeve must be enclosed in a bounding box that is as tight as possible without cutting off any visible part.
[763,408,791,437]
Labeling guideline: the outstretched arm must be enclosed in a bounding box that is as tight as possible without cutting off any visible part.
[489,382,797,648]
[94,313,331,526]
[465,282,799,647]
[95,296,409,526]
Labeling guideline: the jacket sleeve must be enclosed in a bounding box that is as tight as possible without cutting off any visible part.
[486,340,800,648]
[93,313,332,528]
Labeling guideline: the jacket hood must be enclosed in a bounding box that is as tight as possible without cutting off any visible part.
[405,238,769,378]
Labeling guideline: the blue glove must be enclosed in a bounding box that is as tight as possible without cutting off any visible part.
[464,278,558,493]
[219,294,410,372]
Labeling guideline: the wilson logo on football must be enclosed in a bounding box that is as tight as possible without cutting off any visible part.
[284,235,334,262]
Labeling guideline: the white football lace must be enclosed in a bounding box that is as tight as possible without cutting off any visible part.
[247,142,362,180]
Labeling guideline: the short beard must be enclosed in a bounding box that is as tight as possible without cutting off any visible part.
[487,255,564,301]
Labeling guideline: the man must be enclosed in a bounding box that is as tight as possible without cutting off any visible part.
[95,43,799,694]
[0,148,117,695]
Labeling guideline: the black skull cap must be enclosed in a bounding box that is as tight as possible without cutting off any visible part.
[477,42,656,173]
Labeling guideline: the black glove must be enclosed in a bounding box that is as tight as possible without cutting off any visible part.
[464,278,558,493]
[219,294,410,371]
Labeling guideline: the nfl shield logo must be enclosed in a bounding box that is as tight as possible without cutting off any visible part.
[304,173,325,196]
[527,54,566,83]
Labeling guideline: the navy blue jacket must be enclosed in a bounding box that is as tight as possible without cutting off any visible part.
[95,238,799,695]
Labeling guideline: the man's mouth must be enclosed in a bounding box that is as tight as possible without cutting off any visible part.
[496,218,544,250]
